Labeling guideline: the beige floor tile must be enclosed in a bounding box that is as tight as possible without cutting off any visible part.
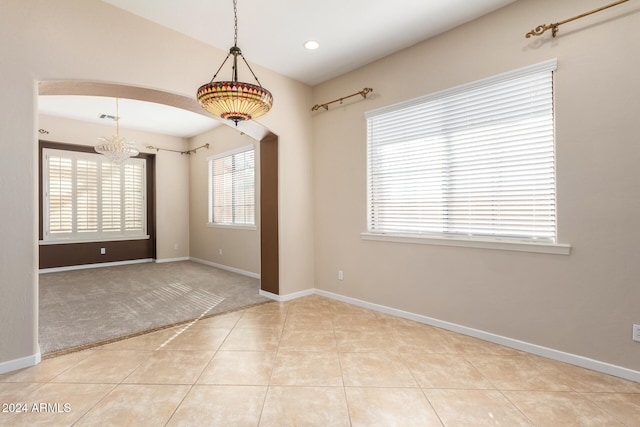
[466,353,573,391]
[335,328,397,352]
[278,329,337,351]
[340,352,417,387]
[219,327,282,351]
[242,301,286,315]
[425,389,534,426]
[376,312,429,329]
[441,331,526,357]
[0,383,115,427]
[168,385,267,427]
[194,310,243,328]
[157,326,230,351]
[284,312,334,331]
[50,350,151,384]
[331,303,376,316]
[198,351,275,385]
[235,312,287,329]
[392,326,458,353]
[0,350,94,383]
[541,359,640,393]
[0,382,43,404]
[6,294,639,426]
[331,312,381,329]
[346,387,442,426]
[584,392,640,426]
[75,384,190,426]
[270,351,343,386]
[505,390,626,426]
[123,350,214,384]
[285,295,338,313]
[259,386,350,427]
[402,353,493,389]
[102,327,182,351]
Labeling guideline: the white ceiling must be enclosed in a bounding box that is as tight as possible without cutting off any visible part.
[40,0,516,138]
[39,95,220,138]
[102,0,516,86]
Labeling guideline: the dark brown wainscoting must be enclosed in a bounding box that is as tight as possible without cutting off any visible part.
[39,239,154,269]
[38,140,156,269]
[260,132,279,295]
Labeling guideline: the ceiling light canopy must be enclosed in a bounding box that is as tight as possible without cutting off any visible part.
[94,97,139,164]
[196,0,273,125]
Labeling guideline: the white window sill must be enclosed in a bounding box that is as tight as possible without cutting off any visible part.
[361,232,571,255]
[39,235,150,245]
[206,223,257,231]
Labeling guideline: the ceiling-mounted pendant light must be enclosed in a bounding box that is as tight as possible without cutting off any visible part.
[196,0,273,125]
[94,97,139,164]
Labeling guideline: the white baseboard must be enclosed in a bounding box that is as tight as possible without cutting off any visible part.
[0,351,41,374]
[39,258,154,274]
[155,257,190,264]
[268,287,640,383]
[259,288,314,302]
[189,257,261,279]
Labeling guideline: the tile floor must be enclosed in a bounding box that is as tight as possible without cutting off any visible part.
[1,295,639,426]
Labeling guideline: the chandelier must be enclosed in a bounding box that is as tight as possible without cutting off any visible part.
[94,97,139,164]
[196,0,273,125]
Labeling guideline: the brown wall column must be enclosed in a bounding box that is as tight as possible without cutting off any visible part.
[260,132,279,294]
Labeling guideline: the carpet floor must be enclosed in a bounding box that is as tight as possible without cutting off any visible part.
[39,261,271,355]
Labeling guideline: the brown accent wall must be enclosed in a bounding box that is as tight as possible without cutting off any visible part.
[260,133,279,294]
[38,140,156,269]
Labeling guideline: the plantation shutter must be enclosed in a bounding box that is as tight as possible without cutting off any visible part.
[124,162,145,231]
[47,154,73,234]
[366,59,557,242]
[43,148,146,241]
[101,162,122,232]
[76,158,98,233]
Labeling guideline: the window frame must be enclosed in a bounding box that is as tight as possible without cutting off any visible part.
[363,59,570,255]
[207,144,257,229]
[41,147,149,244]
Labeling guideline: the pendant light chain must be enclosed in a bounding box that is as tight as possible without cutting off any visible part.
[233,0,238,47]
[196,0,273,125]
[115,97,120,137]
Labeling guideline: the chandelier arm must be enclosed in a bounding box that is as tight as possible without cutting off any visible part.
[239,53,264,87]
[209,51,233,83]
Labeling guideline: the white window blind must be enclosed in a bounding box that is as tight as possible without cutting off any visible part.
[43,148,147,242]
[208,145,255,226]
[366,59,557,242]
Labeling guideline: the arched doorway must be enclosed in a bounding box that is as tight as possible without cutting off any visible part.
[38,80,279,292]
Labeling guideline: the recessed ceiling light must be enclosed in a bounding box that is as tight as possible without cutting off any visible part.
[304,40,320,50]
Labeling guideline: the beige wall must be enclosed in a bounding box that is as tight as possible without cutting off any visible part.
[312,0,640,373]
[38,114,191,262]
[0,0,314,369]
[189,126,261,275]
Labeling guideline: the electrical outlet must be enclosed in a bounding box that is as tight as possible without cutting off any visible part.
[338,270,344,281]
[100,247,106,255]
[633,324,640,342]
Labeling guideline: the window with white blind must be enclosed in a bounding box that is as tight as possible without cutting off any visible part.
[42,148,147,242]
[208,145,255,227]
[365,60,559,247]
